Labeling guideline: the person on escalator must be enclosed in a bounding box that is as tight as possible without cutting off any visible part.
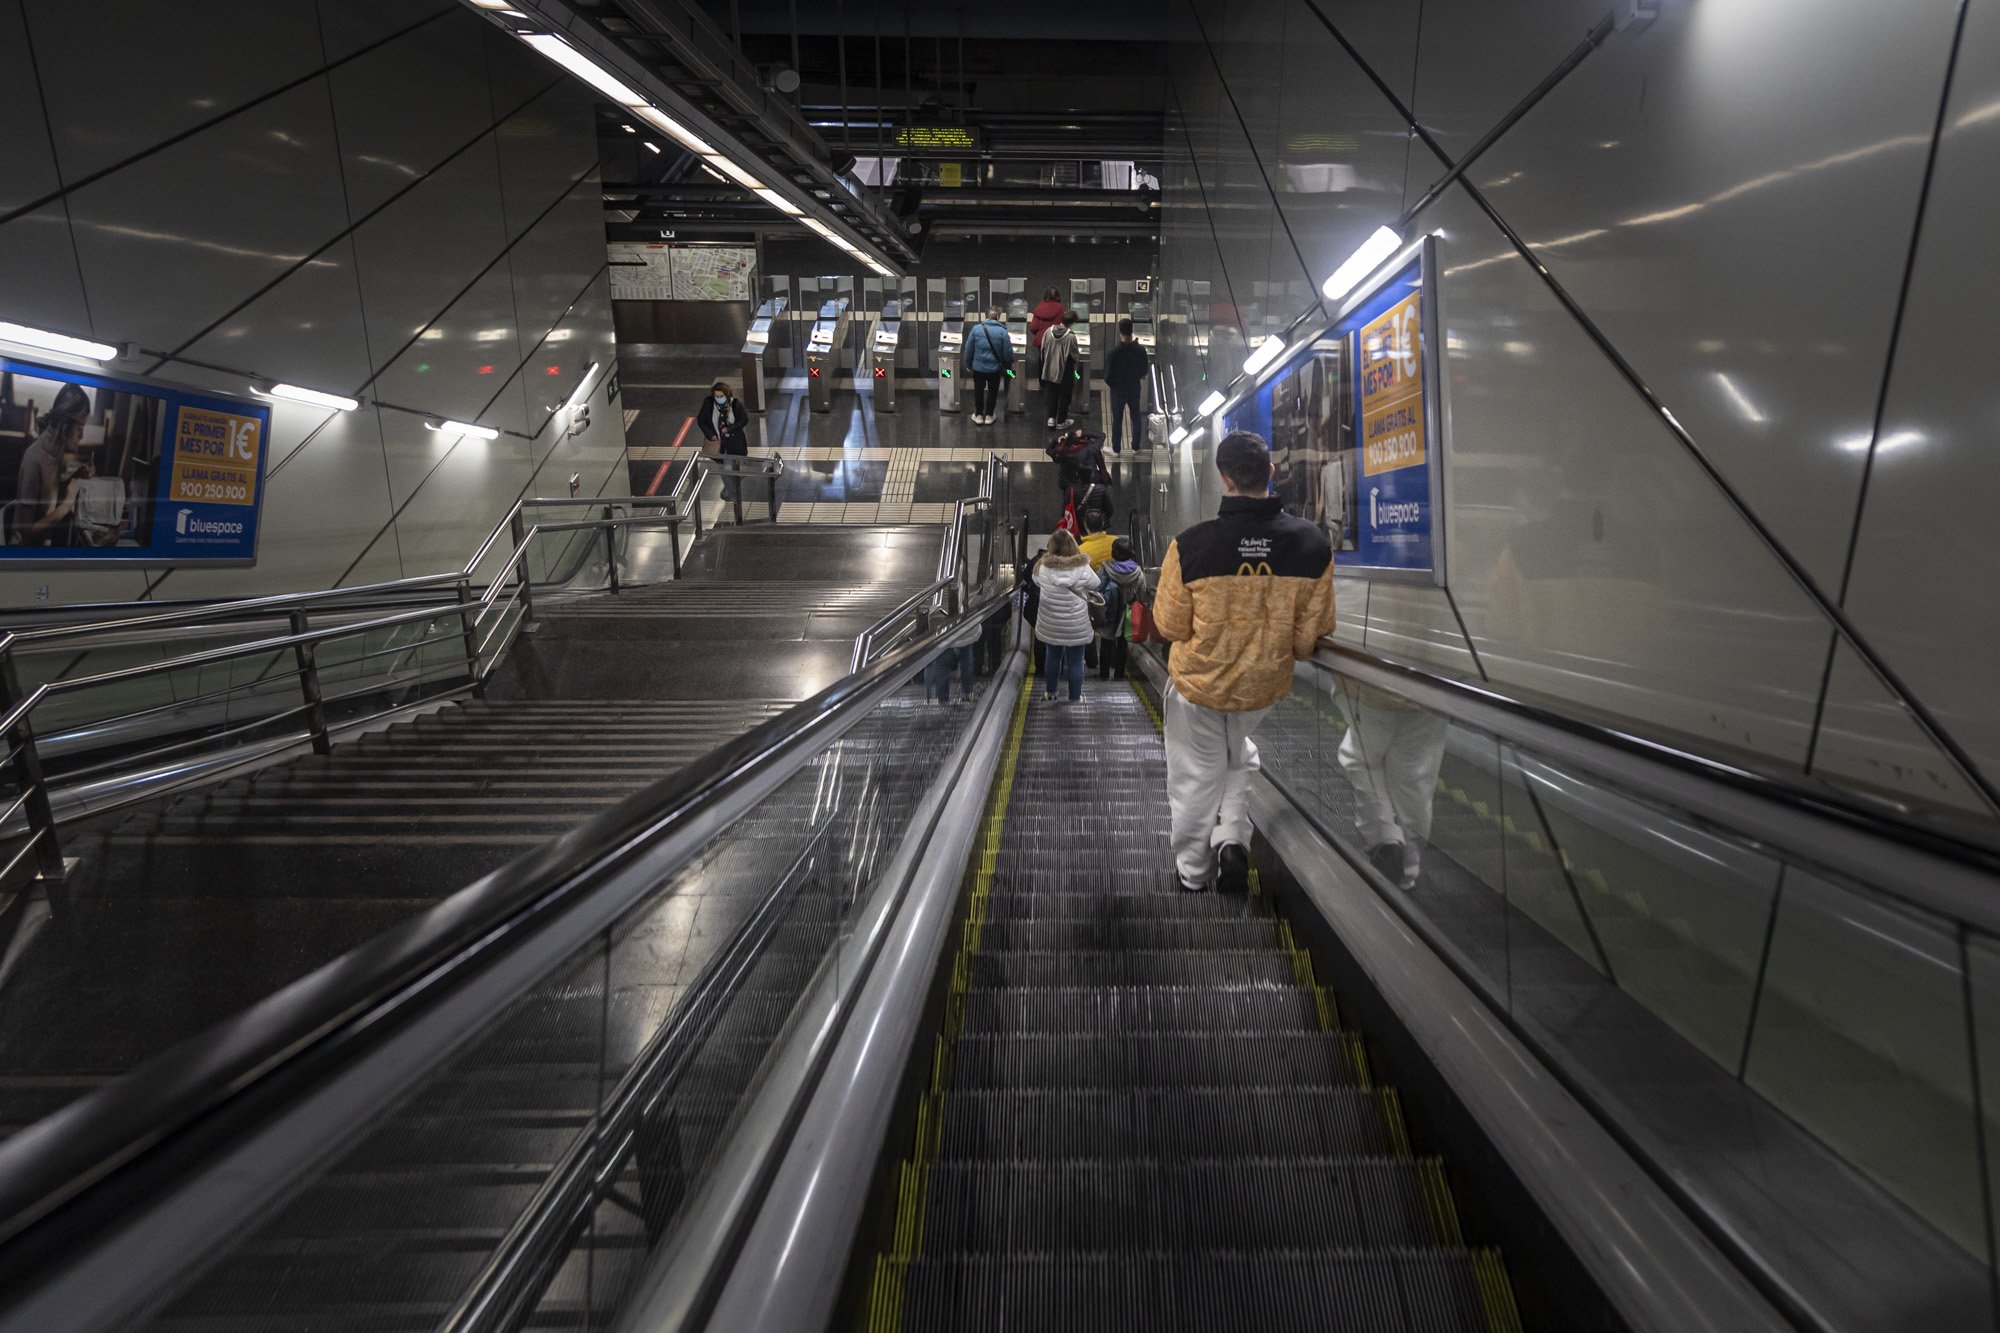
[697,380,750,499]
[1032,528,1098,704]
[1095,537,1148,681]
[1153,430,1335,894]
[924,618,982,704]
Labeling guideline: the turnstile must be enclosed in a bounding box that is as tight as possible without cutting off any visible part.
[806,297,851,413]
[936,300,965,414]
[737,296,787,413]
[872,299,905,412]
[1069,303,1095,418]
[1003,296,1029,417]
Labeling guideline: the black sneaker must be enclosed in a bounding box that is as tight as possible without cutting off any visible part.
[1367,842,1406,882]
[1217,843,1250,895]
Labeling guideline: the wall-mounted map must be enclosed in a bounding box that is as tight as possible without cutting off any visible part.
[608,243,754,302]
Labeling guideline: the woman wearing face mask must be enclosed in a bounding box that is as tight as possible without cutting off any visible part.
[697,379,750,500]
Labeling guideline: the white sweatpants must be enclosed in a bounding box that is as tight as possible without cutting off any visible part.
[1163,682,1270,885]
[1335,697,1450,852]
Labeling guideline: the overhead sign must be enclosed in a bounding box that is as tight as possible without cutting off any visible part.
[894,125,981,152]
[1225,241,1443,584]
[0,355,269,566]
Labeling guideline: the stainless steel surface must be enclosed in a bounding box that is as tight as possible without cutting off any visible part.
[1246,775,1790,1333]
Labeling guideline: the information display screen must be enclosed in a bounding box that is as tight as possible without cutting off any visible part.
[0,356,269,566]
[1224,244,1442,583]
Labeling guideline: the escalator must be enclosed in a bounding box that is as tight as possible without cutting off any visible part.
[861,675,1516,1331]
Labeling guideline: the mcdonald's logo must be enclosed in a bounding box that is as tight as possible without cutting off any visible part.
[1236,561,1274,576]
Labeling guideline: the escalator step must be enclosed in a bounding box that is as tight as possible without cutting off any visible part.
[975,917,1282,951]
[979,892,1270,923]
[968,950,1296,988]
[892,1249,1489,1333]
[948,1033,1357,1090]
[918,1157,1439,1250]
[984,869,1184,895]
[934,1087,1394,1160]
[957,986,1323,1037]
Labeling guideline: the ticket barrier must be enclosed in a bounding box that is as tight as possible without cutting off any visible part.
[1069,310,1095,419]
[806,297,851,413]
[871,299,905,413]
[1003,308,1029,417]
[935,301,965,414]
[738,296,786,413]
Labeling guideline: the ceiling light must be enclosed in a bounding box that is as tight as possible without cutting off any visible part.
[632,105,714,156]
[0,320,120,363]
[1196,390,1226,417]
[1242,335,1288,378]
[1168,424,1190,445]
[643,141,661,155]
[706,156,765,191]
[801,217,838,239]
[1321,225,1402,303]
[263,382,359,412]
[520,34,647,107]
[427,419,499,441]
[754,188,803,215]
[621,124,635,134]
[565,362,600,412]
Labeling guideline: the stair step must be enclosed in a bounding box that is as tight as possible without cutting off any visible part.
[957,986,1325,1037]
[976,918,1283,951]
[967,950,1298,989]
[933,1087,1395,1160]
[946,1033,1357,1090]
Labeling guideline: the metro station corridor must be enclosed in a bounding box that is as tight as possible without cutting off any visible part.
[0,2,1995,1332]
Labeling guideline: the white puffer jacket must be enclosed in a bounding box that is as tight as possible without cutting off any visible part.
[1033,550,1100,647]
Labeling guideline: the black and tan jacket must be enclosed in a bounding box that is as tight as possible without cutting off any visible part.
[1154,495,1335,712]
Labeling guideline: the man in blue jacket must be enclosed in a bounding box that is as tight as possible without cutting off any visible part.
[964,305,1013,425]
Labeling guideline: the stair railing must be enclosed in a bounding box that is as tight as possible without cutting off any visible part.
[852,452,1004,674]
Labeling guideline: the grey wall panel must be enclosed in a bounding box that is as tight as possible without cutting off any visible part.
[1272,0,1412,291]
[485,21,561,120]
[24,0,326,183]
[1813,641,1993,822]
[326,8,496,218]
[0,0,61,211]
[1296,0,1420,106]
[509,185,610,357]
[351,135,510,371]
[179,235,375,396]
[1836,0,2000,804]
[1418,183,1826,764]
[1402,0,1605,191]
[387,417,537,578]
[0,205,93,338]
[63,83,350,355]
[1467,0,1959,591]
[316,0,456,62]
[1359,582,1477,679]
[525,280,627,502]
[496,83,601,239]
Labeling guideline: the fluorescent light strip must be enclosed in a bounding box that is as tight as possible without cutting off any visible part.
[1322,225,1403,303]
[1242,335,1287,378]
[643,142,661,155]
[0,321,119,363]
[265,383,359,412]
[754,187,803,215]
[801,217,838,239]
[632,105,714,156]
[428,419,500,441]
[706,156,765,191]
[1196,390,1226,417]
[565,362,600,413]
[1168,424,1190,445]
[519,34,647,107]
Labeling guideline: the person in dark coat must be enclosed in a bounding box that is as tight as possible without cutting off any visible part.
[1103,317,1149,453]
[697,379,750,498]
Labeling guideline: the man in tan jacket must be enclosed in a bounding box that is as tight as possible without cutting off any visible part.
[1153,431,1335,892]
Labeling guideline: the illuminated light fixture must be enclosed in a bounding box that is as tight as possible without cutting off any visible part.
[632,105,714,156]
[1169,424,1191,445]
[428,419,499,441]
[1321,224,1402,303]
[1242,335,1288,378]
[621,124,635,134]
[868,262,895,278]
[520,33,646,106]
[263,382,359,412]
[643,142,661,155]
[706,156,765,191]
[1196,390,1226,417]
[754,188,802,215]
[801,217,839,240]
[0,320,120,363]
[565,362,600,412]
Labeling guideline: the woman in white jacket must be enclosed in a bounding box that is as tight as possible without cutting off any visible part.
[1033,528,1099,703]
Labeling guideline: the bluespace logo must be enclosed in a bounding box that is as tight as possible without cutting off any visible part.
[175,508,245,539]
[1368,487,1422,530]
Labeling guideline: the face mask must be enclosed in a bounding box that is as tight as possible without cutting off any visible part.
[713,394,726,403]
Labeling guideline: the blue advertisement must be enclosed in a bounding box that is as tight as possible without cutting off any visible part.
[1224,247,1441,584]
[0,355,269,566]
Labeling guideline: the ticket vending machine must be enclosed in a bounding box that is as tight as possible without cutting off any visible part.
[872,298,905,412]
[936,299,966,415]
[1002,293,1030,417]
[806,296,851,413]
[738,296,787,413]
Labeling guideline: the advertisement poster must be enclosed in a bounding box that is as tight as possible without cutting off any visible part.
[1224,247,1440,583]
[0,356,268,566]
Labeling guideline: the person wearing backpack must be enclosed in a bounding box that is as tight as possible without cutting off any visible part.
[1032,529,1098,703]
[963,305,1013,426]
[1040,310,1080,428]
[1095,537,1148,680]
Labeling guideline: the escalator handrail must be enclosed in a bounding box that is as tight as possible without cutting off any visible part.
[1308,640,2000,934]
[0,590,1012,1285]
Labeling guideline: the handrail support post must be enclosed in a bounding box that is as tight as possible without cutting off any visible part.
[289,611,332,757]
[0,651,65,884]
[604,504,621,595]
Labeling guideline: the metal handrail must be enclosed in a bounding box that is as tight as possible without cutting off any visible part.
[0,584,1013,1331]
[852,453,1004,675]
